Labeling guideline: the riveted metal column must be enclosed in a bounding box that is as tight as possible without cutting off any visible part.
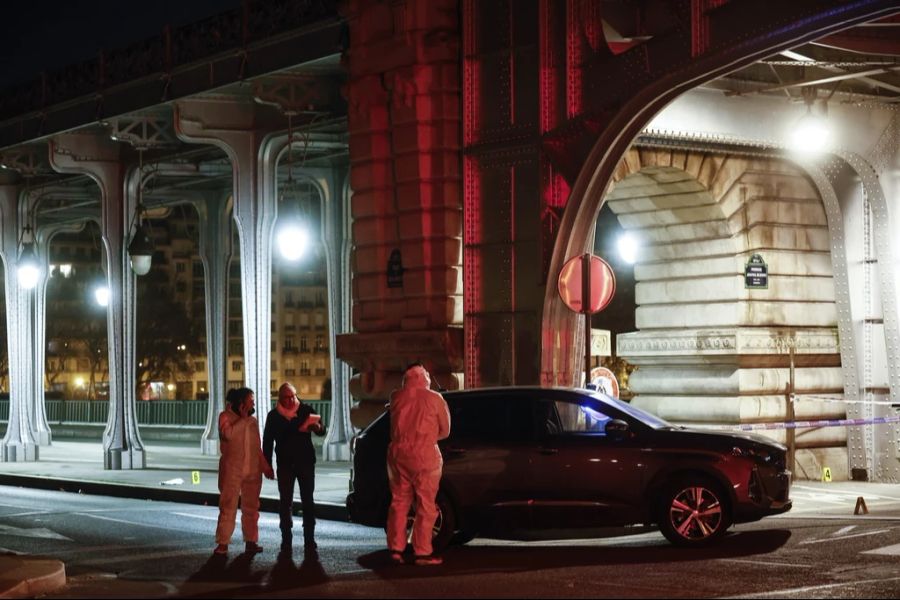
[0,182,38,461]
[322,167,353,461]
[176,98,278,433]
[30,226,55,446]
[195,193,233,455]
[50,133,145,469]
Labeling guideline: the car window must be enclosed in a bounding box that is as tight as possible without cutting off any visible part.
[552,400,612,435]
[449,397,532,442]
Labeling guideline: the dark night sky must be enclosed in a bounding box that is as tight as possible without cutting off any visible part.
[0,0,241,90]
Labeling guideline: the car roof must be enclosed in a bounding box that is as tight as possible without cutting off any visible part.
[442,386,589,400]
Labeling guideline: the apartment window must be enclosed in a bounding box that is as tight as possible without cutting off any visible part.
[194,361,205,372]
[176,262,186,273]
[300,336,309,352]
[299,313,310,327]
[314,313,325,327]
[315,335,324,351]
[232,361,243,371]
[271,360,278,370]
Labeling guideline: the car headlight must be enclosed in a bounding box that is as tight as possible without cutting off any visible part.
[732,445,774,463]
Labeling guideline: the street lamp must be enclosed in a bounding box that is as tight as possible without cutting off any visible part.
[617,232,640,265]
[94,285,110,307]
[276,114,317,262]
[17,227,39,290]
[127,150,154,275]
[788,89,831,155]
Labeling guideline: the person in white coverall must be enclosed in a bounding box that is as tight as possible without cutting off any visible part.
[386,363,451,565]
[215,387,274,555]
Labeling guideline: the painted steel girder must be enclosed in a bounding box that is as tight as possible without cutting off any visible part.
[540,0,899,185]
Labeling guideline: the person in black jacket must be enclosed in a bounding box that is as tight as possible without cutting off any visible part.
[263,381,326,554]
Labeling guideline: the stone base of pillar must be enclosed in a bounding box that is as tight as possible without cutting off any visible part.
[200,438,220,457]
[1,442,39,462]
[33,431,51,446]
[620,327,846,480]
[337,328,464,429]
[323,441,351,462]
[104,448,146,470]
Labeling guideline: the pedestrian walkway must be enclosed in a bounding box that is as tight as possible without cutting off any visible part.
[0,440,351,520]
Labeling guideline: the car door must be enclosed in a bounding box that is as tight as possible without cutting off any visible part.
[440,393,537,532]
[528,395,647,529]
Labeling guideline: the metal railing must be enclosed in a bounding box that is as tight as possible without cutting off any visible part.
[0,399,331,428]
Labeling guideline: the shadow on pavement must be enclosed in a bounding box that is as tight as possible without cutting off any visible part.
[180,548,330,597]
[266,549,330,591]
[179,549,268,597]
[356,529,792,579]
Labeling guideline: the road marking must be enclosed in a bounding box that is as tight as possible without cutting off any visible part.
[717,558,814,568]
[772,514,900,521]
[800,528,892,545]
[793,485,900,502]
[172,512,218,522]
[862,542,900,556]
[82,546,210,566]
[833,525,856,536]
[0,523,72,541]
[77,513,180,531]
[727,575,900,598]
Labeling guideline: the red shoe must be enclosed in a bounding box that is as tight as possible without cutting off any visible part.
[389,551,405,565]
[413,555,443,566]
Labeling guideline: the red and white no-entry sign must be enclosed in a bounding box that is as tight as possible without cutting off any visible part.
[558,253,616,387]
[557,254,616,314]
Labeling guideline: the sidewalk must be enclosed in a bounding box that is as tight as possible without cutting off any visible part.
[0,440,351,519]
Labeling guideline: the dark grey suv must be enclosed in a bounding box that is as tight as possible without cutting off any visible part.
[346,387,791,549]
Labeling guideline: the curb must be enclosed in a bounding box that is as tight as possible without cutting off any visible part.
[0,473,349,522]
[0,556,66,599]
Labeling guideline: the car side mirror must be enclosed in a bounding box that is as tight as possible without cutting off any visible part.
[605,419,630,440]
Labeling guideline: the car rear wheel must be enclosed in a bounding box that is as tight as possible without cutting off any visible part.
[658,477,731,547]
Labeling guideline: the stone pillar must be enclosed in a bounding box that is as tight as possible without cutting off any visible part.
[175,97,279,432]
[50,133,145,470]
[0,182,38,461]
[339,0,464,427]
[195,193,232,456]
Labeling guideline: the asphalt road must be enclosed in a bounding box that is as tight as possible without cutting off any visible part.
[1,485,899,598]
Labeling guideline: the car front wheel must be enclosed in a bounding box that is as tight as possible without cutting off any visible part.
[658,477,731,547]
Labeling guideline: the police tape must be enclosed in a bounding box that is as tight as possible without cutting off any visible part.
[791,394,900,407]
[706,415,900,432]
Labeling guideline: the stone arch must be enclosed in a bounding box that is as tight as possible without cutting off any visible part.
[599,147,848,478]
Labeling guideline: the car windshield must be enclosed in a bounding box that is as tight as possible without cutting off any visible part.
[582,390,671,429]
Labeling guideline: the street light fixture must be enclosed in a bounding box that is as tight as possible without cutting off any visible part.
[17,226,39,290]
[276,113,317,262]
[127,150,154,275]
[94,285,110,307]
[788,88,831,155]
[617,232,640,265]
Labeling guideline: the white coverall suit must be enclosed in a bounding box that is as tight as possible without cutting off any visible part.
[215,409,266,545]
[386,368,451,557]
